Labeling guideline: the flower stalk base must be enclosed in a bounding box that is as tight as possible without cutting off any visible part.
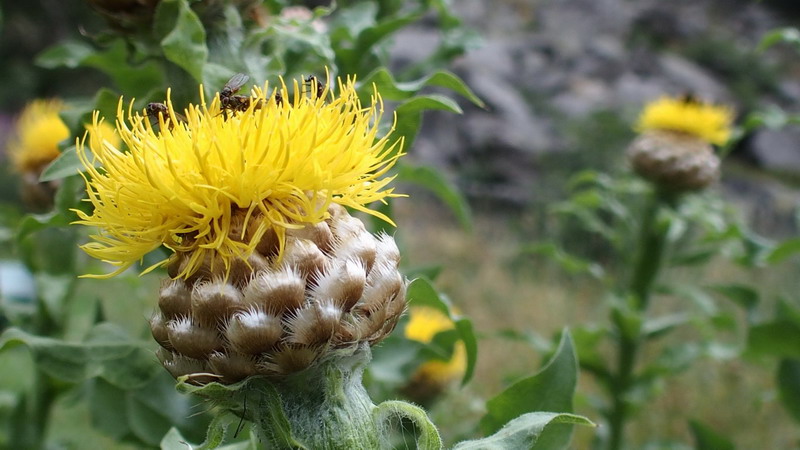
[179,344,442,449]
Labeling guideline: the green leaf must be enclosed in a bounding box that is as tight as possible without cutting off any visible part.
[40,146,82,182]
[480,331,579,450]
[395,163,472,230]
[709,284,759,313]
[374,400,442,449]
[688,419,735,450]
[36,40,94,68]
[571,326,610,381]
[777,358,800,423]
[765,237,800,264]
[359,67,484,106]
[521,243,605,279]
[0,323,160,388]
[758,27,800,52]
[746,321,800,359]
[160,414,234,450]
[642,313,691,340]
[394,94,462,152]
[454,412,595,450]
[158,0,208,82]
[83,39,164,98]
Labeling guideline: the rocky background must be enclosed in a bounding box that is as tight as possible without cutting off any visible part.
[393,0,800,231]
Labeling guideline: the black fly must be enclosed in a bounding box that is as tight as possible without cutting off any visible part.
[145,102,186,130]
[304,75,326,100]
[220,73,258,118]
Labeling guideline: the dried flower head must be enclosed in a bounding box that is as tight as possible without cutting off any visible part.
[74,76,402,279]
[635,96,733,146]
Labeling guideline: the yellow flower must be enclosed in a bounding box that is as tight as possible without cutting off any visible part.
[405,306,466,385]
[635,96,734,145]
[74,76,403,279]
[9,99,70,173]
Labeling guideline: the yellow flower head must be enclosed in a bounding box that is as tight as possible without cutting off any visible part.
[405,306,466,384]
[74,76,403,279]
[635,96,734,145]
[9,99,70,173]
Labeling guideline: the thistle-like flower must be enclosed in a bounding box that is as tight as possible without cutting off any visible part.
[627,96,734,191]
[75,76,408,385]
[10,99,70,175]
[403,306,466,403]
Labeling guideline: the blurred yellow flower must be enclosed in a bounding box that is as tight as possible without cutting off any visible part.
[74,76,403,279]
[405,306,466,385]
[9,99,69,173]
[635,96,733,146]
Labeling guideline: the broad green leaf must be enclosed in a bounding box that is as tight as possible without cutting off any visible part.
[765,237,800,264]
[394,94,462,152]
[710,284,759,313]
[777,358,800,423]
[359,67,483,106]
[480,331,578,450]
[157,0,208,82]
[0,323,160,388]
[454,412,595,450]
[406,277,451,316]
[396,163,472,230]
[688,419,735,450]
[35,40,94,69]
[746,321,800,359]
[83,39,164,98]
[40,146,81,182]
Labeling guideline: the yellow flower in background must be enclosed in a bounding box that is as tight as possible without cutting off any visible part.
[74,76,403,279]
[405,306,466,386]
[9,99,70,173]
[635,96,734,145]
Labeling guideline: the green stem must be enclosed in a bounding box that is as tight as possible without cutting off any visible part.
[251,345,381,449]
[607,189,675,450]
[10,369,58,449]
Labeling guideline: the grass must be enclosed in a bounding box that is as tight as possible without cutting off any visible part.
[392,191,800,448]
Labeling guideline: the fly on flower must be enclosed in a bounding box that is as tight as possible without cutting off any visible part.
[219,73,259,118]
[145,102,187,130]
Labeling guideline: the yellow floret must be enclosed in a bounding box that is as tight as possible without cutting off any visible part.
[9,99,70,173]
[74,76,403,279]
[636,96,734,145]
[405,306,466,385]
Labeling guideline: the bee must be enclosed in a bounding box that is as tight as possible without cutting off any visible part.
[220,73,256,118]
[145,102,186,130]
[304,75,326,100]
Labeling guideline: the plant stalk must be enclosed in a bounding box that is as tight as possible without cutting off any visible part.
[606,189,674,450]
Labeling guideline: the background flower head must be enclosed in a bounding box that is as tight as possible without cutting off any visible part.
[9,99,70,174]
[635,96,734,146]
